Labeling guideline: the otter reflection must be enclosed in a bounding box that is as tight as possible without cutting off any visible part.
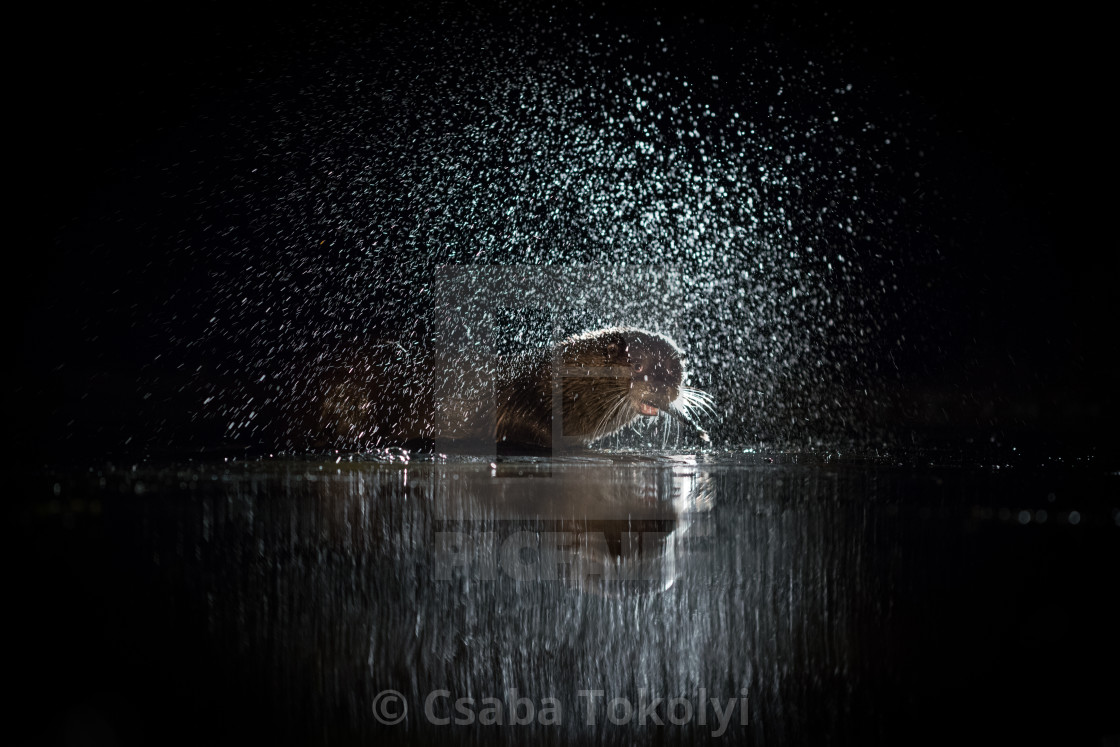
[428,459,713,595]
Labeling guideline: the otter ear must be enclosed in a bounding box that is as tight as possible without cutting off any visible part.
[605,332,627,361]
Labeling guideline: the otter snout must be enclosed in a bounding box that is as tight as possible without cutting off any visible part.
[631,380,681,417]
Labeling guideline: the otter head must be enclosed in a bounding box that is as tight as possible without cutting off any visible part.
[553,327,710,445]
[611,330,682,418]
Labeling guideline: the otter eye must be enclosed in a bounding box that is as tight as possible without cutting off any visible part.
[633,362,644,374]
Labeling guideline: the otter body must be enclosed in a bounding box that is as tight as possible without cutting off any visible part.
[295,327,711,451]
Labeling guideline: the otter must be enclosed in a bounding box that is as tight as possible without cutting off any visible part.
[294,327,712,451]
[495,327,712,448]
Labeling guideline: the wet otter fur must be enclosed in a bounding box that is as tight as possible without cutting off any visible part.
[291,327,711,451]
[495,327,711,448]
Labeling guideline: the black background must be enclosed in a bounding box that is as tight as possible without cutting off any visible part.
[11,3,1119,745]
[17,0,1115,455]
[17,0,1116,453]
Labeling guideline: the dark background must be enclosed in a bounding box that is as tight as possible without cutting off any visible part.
[10,4,1118,746]
[16,0,1115,453]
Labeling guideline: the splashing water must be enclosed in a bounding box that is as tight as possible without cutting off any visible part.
[67,6,930,454]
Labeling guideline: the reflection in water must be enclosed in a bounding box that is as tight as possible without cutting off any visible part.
[24,455,1118,745]
[429,457,714,595]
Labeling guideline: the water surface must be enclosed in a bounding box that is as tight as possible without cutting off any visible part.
[18,449,1118,745]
